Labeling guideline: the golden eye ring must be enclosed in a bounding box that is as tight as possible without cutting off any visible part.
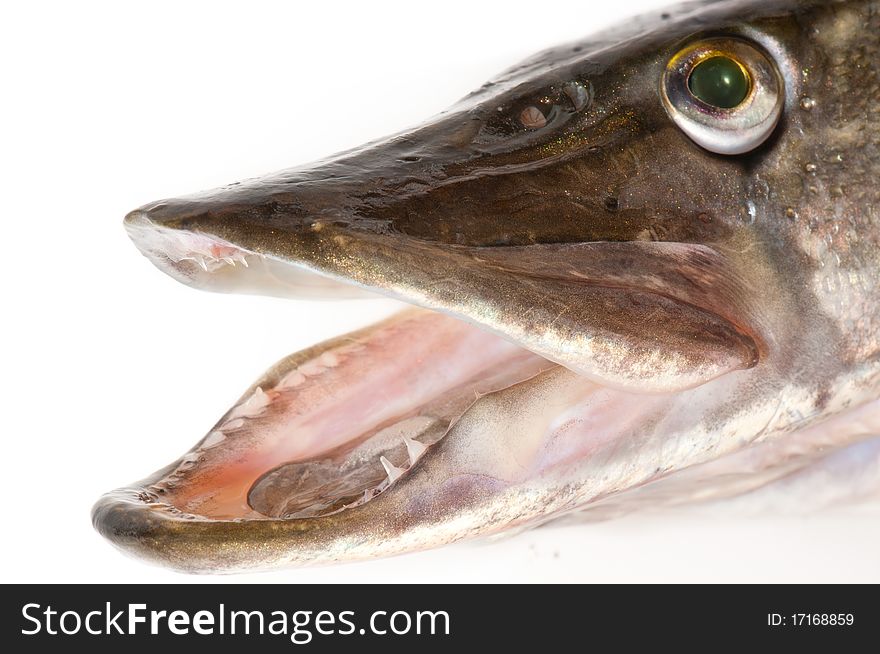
[661,37,784,155]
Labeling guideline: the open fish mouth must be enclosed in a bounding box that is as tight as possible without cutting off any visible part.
[97,217,721,567]
[93,0,880,573]
[94,208,765,573]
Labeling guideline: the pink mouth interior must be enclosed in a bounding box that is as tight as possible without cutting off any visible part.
[145,310,556,520]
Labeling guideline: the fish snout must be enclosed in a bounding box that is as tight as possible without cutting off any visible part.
[122,178,381,299]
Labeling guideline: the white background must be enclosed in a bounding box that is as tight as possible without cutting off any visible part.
[2,0,879,583]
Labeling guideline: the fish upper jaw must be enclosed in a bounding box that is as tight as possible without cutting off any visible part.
[124,210,255,275]
[123,209,373,300]
[124,191,761,394]
[120,30,764,394]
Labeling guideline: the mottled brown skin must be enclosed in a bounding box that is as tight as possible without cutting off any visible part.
[94,0,880,572]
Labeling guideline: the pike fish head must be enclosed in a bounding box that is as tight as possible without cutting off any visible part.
[98,0,880,572]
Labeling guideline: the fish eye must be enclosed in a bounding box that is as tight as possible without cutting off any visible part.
[661,37,784,155]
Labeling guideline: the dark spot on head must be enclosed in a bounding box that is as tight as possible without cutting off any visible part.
[604,196,619,211]
[815,386,832,411]
[572,46,583,53]
[398,156,421,163]
[661,12,671,19]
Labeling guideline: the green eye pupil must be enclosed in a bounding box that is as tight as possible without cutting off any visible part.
[687,56,750,109]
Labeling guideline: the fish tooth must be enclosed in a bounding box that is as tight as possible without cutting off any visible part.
[223,257,235,265]
[379,456,405,484]
[196,257,208,271]
[403,436,427,466]
[239,256,249,267]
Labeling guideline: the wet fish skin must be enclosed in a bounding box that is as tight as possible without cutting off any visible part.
[124,0,880,392]
[94,0,880,572]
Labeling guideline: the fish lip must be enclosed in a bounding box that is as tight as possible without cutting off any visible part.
[91,454,497,574]
[90,487,362,573]
[92,454,404,573]
[124,209,261,273]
